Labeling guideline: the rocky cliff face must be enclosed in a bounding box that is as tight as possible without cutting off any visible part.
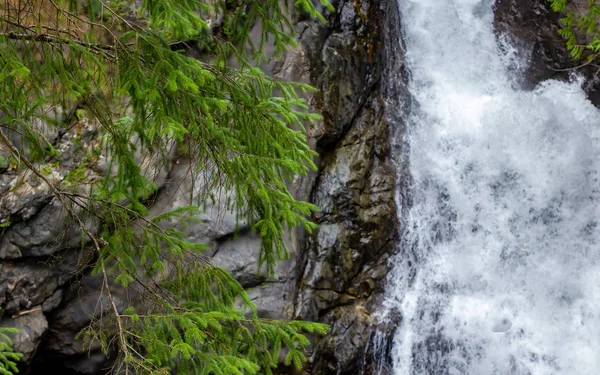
[285,1,406,374]
[0,1,406,374]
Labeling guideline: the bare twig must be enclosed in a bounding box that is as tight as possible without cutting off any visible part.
[548,53,600,72]
[0,31,117,59]
[11,306,41,318]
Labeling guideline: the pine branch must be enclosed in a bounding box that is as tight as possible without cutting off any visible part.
[0,0,333,373]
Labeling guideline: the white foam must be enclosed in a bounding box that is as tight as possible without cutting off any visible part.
[389,0,600,374]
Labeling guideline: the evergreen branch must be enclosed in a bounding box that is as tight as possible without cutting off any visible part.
[0,0,331,373]
[95,0,138,31]
[547,53,600,71]
[1,17,80,40]
[45,0,130,51]
[0,308,22,375]
[59,191,214,272]
[46,0,89,35]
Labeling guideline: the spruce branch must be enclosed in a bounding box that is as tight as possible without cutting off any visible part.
[0,0,332,373]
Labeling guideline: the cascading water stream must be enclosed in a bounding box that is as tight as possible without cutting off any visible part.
[388,0,600,374]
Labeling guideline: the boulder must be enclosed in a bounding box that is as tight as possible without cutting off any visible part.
[0,249,84,317]
[0,309,48,363]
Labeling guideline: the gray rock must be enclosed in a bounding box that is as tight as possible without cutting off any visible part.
[2,261,61,315]
[0,180,53,228]
[44,273,132,357]
[0,249,88,317]
[0,309,48,363]
[246,282,295,320]
[41,289,64,312]
[145,160,244,247]
[212,233,265,287]
[0,199,97,259]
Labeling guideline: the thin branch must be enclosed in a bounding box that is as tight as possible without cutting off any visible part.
[11,306,41,318]
[548,53,600,71]
[99,257,131,375]
[46,0,130,52]
[0,31,117,59]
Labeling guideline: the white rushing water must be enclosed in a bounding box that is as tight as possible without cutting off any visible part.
[389,0,600,374]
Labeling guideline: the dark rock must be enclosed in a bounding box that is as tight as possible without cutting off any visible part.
[0,249,84,316]
[43,275,130,357]
[62,352,112,375]
[2,262,59,314]
[0,199,97,259]
[41,289,63,312]
[494,0,600,106]
[297,0,383,151]
[289,0,407,373]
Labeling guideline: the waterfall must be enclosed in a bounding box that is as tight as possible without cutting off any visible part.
[388,0,600,374]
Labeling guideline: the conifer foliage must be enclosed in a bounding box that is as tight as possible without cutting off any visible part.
[0,0,332,374]
[0,311,21,375]
[548,0,600,61]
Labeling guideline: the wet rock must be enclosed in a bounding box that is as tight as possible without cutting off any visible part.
[296,0,382,151]
[288,0,406,373]
[494,0,600,105]
[0,199,98,259]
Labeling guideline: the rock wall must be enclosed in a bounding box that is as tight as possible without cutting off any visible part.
[285,1,406,374]
[0,1,407,374]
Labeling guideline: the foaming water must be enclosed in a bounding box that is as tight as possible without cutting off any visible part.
[389,0,600,374]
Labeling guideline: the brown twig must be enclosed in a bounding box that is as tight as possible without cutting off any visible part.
[0,31,117,59]
[11,306,41,318]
